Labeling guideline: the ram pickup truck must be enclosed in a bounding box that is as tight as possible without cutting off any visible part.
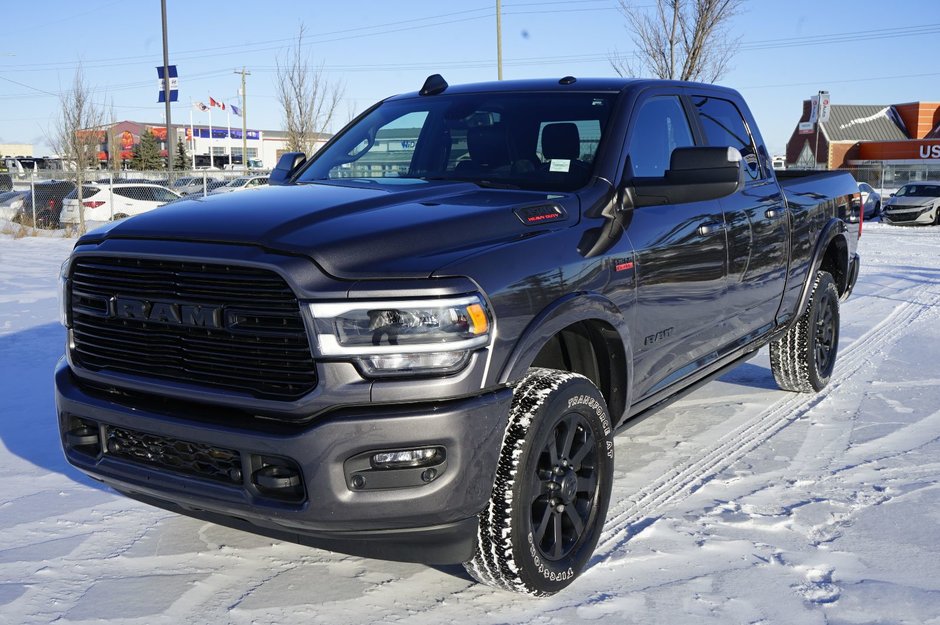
[55,76,860,595]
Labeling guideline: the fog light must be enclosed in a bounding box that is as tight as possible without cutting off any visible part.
[371,447,444,469]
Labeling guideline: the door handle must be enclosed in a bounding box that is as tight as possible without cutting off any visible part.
[697,221,726,236]
[765,208,784,219]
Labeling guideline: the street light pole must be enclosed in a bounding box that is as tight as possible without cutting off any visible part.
[496,0,503,80]
[161,0,173,176]
[235,68,250,167]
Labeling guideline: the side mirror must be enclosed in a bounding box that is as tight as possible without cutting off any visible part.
[269,152,307,186]
[630,146,744,208]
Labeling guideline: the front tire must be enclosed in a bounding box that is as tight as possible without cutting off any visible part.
[464,368,614,595]
[770,271,840,392]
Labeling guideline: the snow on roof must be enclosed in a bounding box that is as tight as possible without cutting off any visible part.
[821,105,908,142]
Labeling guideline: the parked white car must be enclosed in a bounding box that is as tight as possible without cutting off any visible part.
[209,175,269,194]
[59,183,181,226]
[882,181,940,226]
[0,190,27,221]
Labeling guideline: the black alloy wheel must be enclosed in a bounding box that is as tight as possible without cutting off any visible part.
[529,412,599,562]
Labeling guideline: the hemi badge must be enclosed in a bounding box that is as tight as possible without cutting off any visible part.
[615,261,634,272]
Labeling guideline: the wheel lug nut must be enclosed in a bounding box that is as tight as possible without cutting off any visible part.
[549,498,559,507]
[555,503,565,513]
[553,467,564,475]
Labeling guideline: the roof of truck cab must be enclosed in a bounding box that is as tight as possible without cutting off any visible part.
[386,77,739,100]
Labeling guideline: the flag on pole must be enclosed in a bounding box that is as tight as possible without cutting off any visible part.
[229,104,242,117]
[209,97,226,111]
[193,101,209,112]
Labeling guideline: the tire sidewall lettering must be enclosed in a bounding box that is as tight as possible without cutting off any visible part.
[566,394,612,436]
[527,532,576,582]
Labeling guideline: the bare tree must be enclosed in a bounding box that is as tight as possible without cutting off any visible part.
[52,67,106,234]
[610,0,743,83]
[275,24,344,156]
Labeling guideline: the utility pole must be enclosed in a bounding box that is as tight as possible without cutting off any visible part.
[235,67,250,167]
[496,0,503,80]
[161,0,172,176]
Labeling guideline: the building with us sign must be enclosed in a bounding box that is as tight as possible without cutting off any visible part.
[785,100,940,190]
[94,120,331,170]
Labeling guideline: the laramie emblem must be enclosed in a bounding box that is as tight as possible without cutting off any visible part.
[112,297,224,329]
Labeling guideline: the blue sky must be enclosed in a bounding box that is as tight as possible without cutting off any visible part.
[1,0,937,157]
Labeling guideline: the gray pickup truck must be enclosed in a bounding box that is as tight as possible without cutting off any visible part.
[56,75,860,595]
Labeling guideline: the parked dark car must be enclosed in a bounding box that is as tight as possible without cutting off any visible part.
[17,180,78,228]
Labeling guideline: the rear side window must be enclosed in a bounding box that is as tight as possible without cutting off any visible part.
[65,186,100,200]
[115,186,154,201]
[692,96,764,181]
[627,96,695,178]
[151,188,178,203]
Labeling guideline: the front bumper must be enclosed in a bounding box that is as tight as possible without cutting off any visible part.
[55,359,513,564]
[882,206,937,225]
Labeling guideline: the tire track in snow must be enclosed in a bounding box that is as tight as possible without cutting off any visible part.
[594,284,940,558]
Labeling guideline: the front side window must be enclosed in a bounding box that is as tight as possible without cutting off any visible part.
[627,96,695,178]
[295,92,618,192]
[693,96,764,181]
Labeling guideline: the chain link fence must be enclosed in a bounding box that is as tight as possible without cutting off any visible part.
[0,169,270,233]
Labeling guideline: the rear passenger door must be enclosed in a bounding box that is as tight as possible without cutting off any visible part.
[621,92,730,400]
[690,94,788,342]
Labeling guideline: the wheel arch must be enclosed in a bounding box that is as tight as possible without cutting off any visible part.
[791,219,850,322]
[498,293,632,423]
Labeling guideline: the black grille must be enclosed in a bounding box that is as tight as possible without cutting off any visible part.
[106,425,242,485]
[69,256,317,400]
[885,209,922,223]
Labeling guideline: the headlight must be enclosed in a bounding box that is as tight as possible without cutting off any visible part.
[58,258,71,327]
[309,295,492,376]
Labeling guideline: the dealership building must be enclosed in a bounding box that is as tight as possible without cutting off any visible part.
[785,100,940,188]
[96,121,330,170]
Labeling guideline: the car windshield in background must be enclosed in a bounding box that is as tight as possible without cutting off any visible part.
[295,92,618,192]
[897,184,940,197]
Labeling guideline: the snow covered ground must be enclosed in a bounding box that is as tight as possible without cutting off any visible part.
[1,220,938,624]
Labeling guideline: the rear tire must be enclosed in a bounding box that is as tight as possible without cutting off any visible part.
[770,271,840,392]
[464,368,614,595]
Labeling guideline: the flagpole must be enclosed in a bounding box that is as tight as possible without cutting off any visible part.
[208,97,214,169]
[189,102,196,170]
[227,107,232,167]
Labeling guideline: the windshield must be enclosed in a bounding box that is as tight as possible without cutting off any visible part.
[228,177,250,187]
[295,91,618,192]
[897,184,940,197]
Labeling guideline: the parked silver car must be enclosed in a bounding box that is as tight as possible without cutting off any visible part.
[858,182,882,220]
[209,175,269,194]
[171,176,221,196]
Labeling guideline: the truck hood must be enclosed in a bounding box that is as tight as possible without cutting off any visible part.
[92,181,575,279]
